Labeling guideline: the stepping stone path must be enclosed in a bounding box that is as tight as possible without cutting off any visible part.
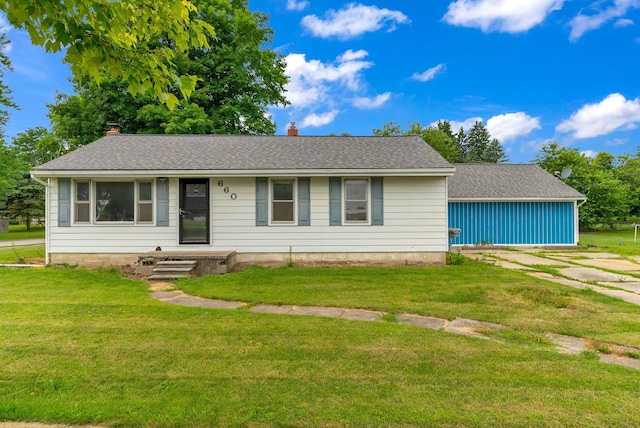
[149,286,640,371]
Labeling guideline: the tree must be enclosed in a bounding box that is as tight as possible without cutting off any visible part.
[0,33,17,130]
[372,121,461,162]
[534,142,628,229]
[2,128,55,226]
[47,0,288,142]
[2,0,214,108]
[0,143,20,214]
[4,176,44,230]
[613,152,640,217]
[482,138,508,163]
[10,127,62,166]
[464,121,491,162]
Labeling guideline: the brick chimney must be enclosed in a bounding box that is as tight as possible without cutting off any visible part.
[287,122,298,136]
[106,123,121,135]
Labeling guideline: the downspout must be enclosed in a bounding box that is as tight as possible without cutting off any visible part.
[575,199,587,246]
[30,174,50,265]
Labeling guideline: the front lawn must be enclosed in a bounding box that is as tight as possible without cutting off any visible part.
[177,263,640,347]
[0,244,45,264]
[0,223,45,241]
[2,266,640,426]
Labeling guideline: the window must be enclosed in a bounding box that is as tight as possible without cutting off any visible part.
[271,179,295,223]
[73,180,154,224]
[138,182,153,223]
[344,179,368,223]
[75,181,90,222]
[96,182,135,222]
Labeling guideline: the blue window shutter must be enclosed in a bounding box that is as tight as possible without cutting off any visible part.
[256,177,268,226]
[156,178,169,226]
[298,177,310,226]
[371,177,384,225]
[58,178,71,227]
[329,177,341,226]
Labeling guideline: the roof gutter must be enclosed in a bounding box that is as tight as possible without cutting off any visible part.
[29,173,48,187]
[31,167,457,178]
[449,197,587,202]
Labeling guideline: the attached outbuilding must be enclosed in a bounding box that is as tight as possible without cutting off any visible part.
[447,164,586,246]
[32,131,455,268]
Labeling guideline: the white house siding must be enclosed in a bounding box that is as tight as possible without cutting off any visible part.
[48,177,181,255]
[48,176,448,263]
[210,176,448,254]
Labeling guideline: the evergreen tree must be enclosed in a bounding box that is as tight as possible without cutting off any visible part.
[483,138,508,163]
[464,121,491,163]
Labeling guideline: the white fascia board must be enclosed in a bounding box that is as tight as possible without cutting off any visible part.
[31,168,456,178]
[449,197,587,202]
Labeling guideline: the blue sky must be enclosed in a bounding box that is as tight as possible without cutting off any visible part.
[3,0,640,163]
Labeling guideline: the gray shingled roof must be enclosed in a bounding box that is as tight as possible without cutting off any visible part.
[34,134,452,172]
[448,163,585,200]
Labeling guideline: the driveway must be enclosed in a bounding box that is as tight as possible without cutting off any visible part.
[459,248,640,306]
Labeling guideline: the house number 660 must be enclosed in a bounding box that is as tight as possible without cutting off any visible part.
[224,187,230,193]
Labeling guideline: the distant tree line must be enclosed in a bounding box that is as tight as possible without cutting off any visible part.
[372,120,507,164]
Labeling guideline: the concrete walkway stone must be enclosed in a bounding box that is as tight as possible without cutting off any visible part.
[248,304,383,321]
[444,318,504,339]
[571,258,640,272]
[558,266,637,282]
[546,333,589,355]
[489,253,570,266]
[599,281,640,293]
[396,314,447,330]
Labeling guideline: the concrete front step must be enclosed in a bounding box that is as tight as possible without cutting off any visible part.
[149,260,197,281]
[153,267,196,273]
[149,274,192,281]
[156,261,197,267]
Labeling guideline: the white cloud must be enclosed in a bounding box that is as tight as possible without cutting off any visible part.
[284,50,374,108]
[286,0,309,11]
[300,110,339,127]
[486,112,541,142]
[352,92,391,109]
[443,0,565,33]
[615,18,635,27]
[412,64,446,82]
[448,117,483,132]
[569,0,640,41]
[581,150,598,158]
[301,3,410,39]
[337,49,368,62]
[606,137,629,146]
[556,93,640,139]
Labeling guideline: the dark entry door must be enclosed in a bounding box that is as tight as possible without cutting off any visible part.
[179,179,210,244]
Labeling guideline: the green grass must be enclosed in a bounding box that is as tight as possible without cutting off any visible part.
[177,263,640,348]
[2,267,640,426]
[580,228,640,256]
[0,244,45,264]
[0,223,45,241]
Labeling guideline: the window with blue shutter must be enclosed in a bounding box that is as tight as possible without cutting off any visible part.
[256,177,268,226]
[156,178,169,226]
[298,177,310,226]
[329,177,342,225]
[371,177,383,225]
[58,178,71,227]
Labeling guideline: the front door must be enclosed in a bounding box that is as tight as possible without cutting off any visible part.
[179,179,210,244]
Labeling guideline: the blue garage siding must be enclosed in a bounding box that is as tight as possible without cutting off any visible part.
[448,201,575,245]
